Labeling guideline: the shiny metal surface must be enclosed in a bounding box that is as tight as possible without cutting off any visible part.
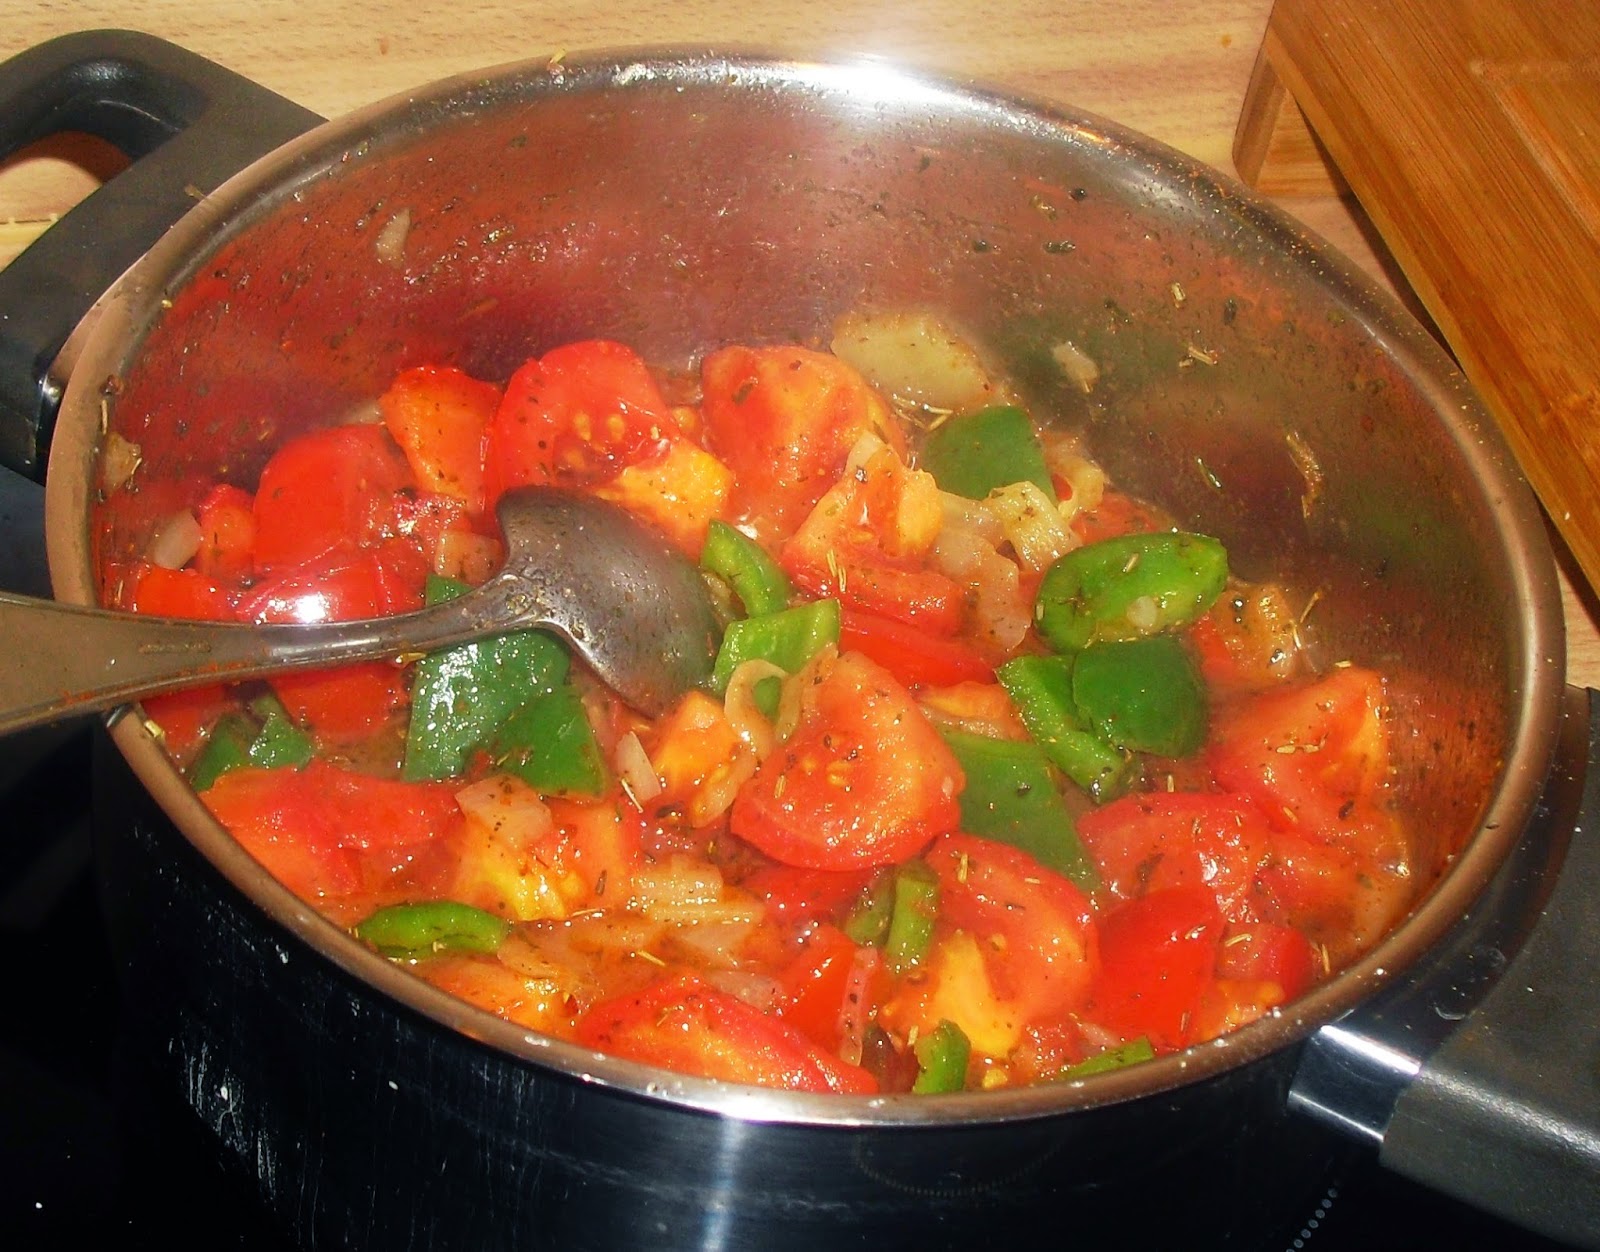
[43,48,1562,1133]
[0,487,717,733]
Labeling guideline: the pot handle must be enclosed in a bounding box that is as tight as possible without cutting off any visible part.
[0,30,322,480]
[1290,684,1600,1248]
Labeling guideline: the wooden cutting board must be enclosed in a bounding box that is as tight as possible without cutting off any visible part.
[1234,0,1600,592]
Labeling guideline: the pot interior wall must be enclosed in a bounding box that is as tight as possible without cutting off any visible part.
[79,55,1531,938]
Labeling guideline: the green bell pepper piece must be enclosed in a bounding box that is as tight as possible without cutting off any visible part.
[884,861,940,975]
[919,405,1056,503]
[701,519,792,617]
[353,900,511,960]
[843,871,895,947]
[710,598,842,695]
[938,727,1099,892]
[996,654,1131,802]
[912,1020,972,1094]
[1071,635,1208,757]
[246,693,314,770]
[1059,1035,1156,1079]
[189,693,314,791]
[189,712,257,792]
[1035,531,1228,652]
[403,575,570,781]
[492,684,610,797]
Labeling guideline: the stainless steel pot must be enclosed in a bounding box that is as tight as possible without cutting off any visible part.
[2,30,1595,1250]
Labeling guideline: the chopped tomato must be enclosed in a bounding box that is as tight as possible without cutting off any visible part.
[645,690,753,829]
[1089,886,1224,1052]
[780,441,964,633]
[838,609,993,688]
[252,423,414,572]
[777,923,868,1051]
[269,664,410,743]
[1189,586,1301,692]
[482,339,677,505]
[142,685,234,762]
[191,484,256,581]
[1068,488,1170,545]
[237,542,427,625]
[1207,666,1392,846]
[202,760,462,909]
[741,863,879,928]
[124,564,235,621]
[925,832,1099,1021]
[576,975,878,1093]
[591,438,734,556]
[1216,921,1317,1001]
[730,651,964,870]
[379,364,500,513]
[535,797,647,909]
[1076,791,1278,925]
[701,344,902,543]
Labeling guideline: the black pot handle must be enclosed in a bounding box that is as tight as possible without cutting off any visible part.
[0,30,323,480]
[1291,684,1600,1248]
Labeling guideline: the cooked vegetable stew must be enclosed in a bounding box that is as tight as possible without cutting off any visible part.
[117,319,1414,1095]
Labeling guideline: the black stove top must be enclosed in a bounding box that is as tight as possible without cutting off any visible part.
[0,467,1575,1251]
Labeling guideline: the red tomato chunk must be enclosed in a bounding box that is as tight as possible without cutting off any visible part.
[115,328,1419,1095]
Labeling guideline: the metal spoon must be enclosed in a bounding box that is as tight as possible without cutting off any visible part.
[0,488,722,737]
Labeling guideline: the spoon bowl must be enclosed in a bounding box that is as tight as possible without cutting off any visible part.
[0,487,721,736]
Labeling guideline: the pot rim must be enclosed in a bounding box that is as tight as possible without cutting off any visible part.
[48,45,1567,1127]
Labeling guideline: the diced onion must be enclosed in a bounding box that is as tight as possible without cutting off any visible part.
[940,490,1005,546]
[99,432,142,493]
[614,731,663,805]
[836,946,882,1067]
[454,773,554,847]
[705,969,784,1010]
[1051,339,1100,393]
[723,659,788,759]
[932,523,1030,653]
[1042,433,1107,521]
[843,430,887,476]
[145,509,203,571]
[672,920,758,969]
[374,207,411,268]
[831,309,1002,414]
[986,481,1077,573]
[686,752,760,827]
[1124,595,1160,632]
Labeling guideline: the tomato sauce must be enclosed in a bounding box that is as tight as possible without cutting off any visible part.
[118,332,1416,1094]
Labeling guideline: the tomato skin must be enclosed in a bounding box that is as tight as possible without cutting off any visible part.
[838,610,993,688]
[1216,921,1317,1001]
[482,339,676,505]
[191,484,257,581]
[730,651,965,870]
[777,923,868,1051]
[576,975,878,1093]
[1207,666,1391,844]
[125,564,236,620]
[252,424,414,572]
[203,760,463,906]
[1076,791,1277,926]
[380,364,500,514]
[701,344,900,543]
[1068,489,1169,545]
[1089,886,1224,1052]
[741,863,878,927]
[925,832,1099,1021]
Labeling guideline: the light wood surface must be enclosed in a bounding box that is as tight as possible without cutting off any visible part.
[1236,0,1600,637]
[2,1,1596,685]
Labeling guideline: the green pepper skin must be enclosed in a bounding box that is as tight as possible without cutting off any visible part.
[843,871,895,947]
[403,575,571,781]
[912,1019,973,1094]
[353,900,512,960]
[701,519,792,617]
[492,685,610,797]
[884,862,940,974]
[189,693,314,791]
[939,727,1100,892]
[919,405,1057,503]
[1059,1035,1156,1079]
[710,598,842,693]
[996,654,1131,802]
[1035,532,1228,652]
[1071,635,1208,757]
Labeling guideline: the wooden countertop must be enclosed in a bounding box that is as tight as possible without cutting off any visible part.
[3,1,1596,684]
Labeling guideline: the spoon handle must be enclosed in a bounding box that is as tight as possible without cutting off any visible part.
[0,588,512,737]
